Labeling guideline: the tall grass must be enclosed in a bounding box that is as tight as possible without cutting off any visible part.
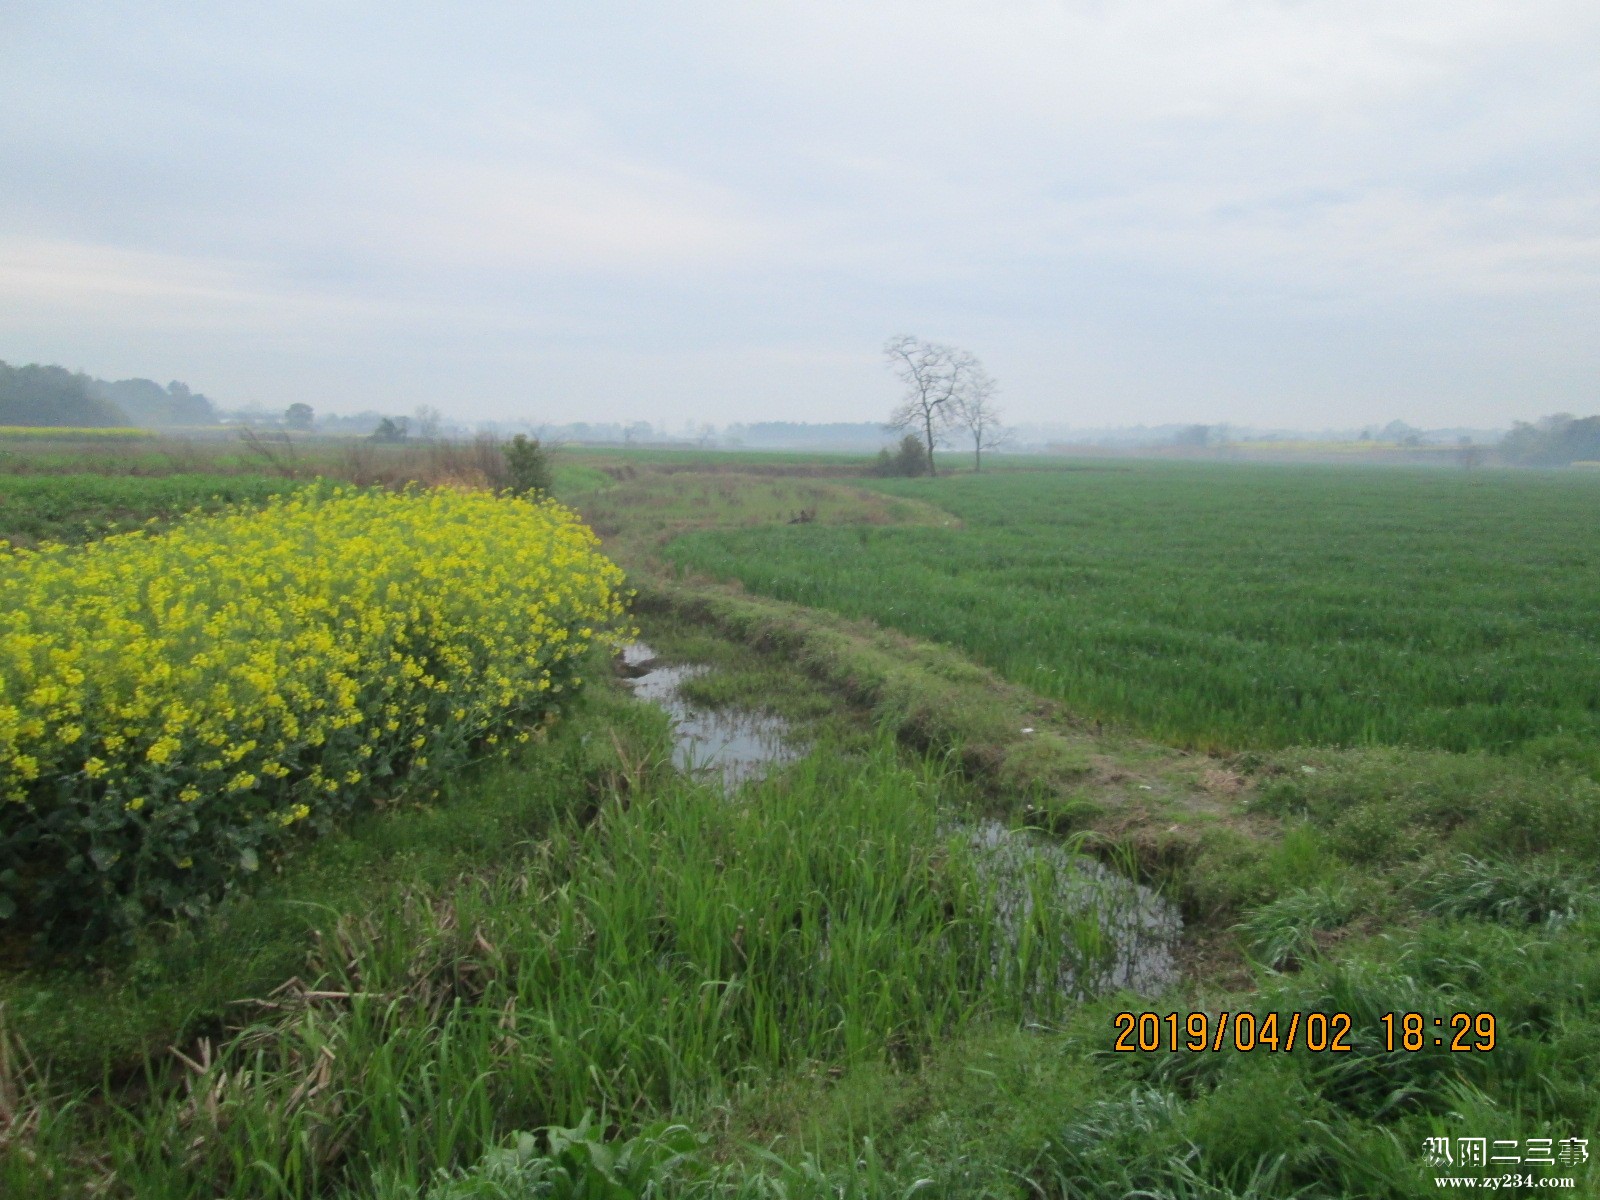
[5,739,1128,1197]
[403,912,1600,1198]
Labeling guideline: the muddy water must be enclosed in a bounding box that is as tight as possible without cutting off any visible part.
[620,642,801,790]
[961,820,1180,997]
[620,642,1180,997]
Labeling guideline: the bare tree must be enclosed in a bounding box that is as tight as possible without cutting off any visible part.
[413,405,443,442]
[952,365,1005,472]
[883,334,974,477]
[237,425,300,479]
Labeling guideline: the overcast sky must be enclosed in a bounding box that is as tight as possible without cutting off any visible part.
[3,1,1597,430]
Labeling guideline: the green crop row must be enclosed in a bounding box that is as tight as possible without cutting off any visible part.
[0,471,295,545]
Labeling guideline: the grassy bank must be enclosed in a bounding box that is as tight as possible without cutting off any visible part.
[6,595,1597,1196]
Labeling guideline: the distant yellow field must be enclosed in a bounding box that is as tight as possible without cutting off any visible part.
[0,425,151,440]
[1233,439,1431,454]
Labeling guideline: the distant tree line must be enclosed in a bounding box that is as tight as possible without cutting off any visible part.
[0,359,220,428]
[0,362,126,427]
[93,377,218,426]
[1499,414,1600,467]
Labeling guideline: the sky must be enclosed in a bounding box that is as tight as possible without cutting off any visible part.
[2,1,1597,431]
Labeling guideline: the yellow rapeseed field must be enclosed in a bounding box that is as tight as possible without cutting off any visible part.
[0,425,151,439]
[0,486,630,935]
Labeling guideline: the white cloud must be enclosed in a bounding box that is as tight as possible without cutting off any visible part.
[348,155,777,274]
[1,1,1597,426]
[0,238,412,330]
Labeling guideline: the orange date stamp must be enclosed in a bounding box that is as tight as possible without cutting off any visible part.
[1113,1011,1498,1053]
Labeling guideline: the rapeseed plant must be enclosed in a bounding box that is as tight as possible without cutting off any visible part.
[0,485,630,938]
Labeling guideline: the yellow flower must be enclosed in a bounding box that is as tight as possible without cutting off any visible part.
[0,485,627,902]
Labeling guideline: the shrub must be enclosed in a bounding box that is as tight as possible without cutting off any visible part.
[0,486,630,940]
[872,434,929,477]
[369,416,410,442]
[504,434,554,497]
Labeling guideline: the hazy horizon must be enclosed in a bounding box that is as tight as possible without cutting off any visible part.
[3,2,1597,431]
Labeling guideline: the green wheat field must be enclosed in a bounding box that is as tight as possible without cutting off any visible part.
[667,462,1600,766]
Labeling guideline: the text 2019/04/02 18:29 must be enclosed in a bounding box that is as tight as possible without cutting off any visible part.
[1113,1011,1498,1054]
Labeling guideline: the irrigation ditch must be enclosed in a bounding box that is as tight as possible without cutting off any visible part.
[627,578,1271,946]
[616,633,1183,1005]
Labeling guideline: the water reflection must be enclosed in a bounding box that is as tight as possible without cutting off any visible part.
[621,642,800,790]
[960,819,1181,998]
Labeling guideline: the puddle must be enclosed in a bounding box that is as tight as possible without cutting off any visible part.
[958,820,1181,999]
[620,642,801,790]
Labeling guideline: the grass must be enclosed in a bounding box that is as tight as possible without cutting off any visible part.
[579,471,955,548]
[3,665,1134,1197]
[0,441,642,547]
[562,445,879,470]
[6,453,1600,1196]
[0,434,265,477]
[1246,746,1600,867]
[662,462,1600,763]
[0,436,881,485]
[1233,883,1357,971]
[0,472,294,545]
[406,912,1600,1198]
[1414,855,1599,927]
[6,598,1598,1196]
